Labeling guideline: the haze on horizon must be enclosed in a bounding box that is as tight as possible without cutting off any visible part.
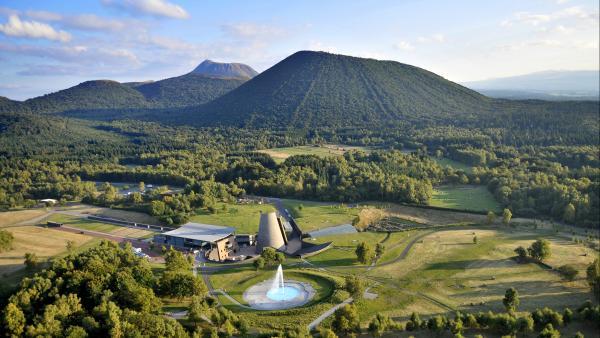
[0,0,598,100]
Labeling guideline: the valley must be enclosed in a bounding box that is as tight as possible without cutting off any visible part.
[0,46,598,338]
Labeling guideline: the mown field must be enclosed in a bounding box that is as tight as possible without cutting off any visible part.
[47,213,154,239]
[282,199,361,232]
[190,201,275,234]
[0,210,100,286]
[431,157,473,173]
[258,144,372,163]
[430,185,501,212]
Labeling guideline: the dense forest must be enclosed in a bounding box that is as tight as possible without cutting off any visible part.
[0,50,598,229]
[0,113,598,228]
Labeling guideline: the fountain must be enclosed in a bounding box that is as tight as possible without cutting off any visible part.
[243,264,315,310]
[265,265,301,301]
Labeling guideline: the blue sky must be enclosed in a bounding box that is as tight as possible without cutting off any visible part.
[0,0,598,100]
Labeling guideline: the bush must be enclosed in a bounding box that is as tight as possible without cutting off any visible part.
[557,265,579,281]
[0,229,14,252]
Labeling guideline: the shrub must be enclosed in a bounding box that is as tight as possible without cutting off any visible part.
[0,229,14,252]
[557,264,578,281]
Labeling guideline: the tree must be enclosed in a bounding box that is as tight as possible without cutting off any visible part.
[557,265,578,281]
[368,313,393,337]
[586,259,600,297]
[164,247,192,271]
[0,229,14,252]
[517,315,534,335]
[188,295,209,325]
[563,203,576,223]
[473,235,478,244]
[66,240,75,252]
[502,208,512,226]
[375,243,385,258]
[3,303,25,336]
[319,328,338,338]
[503,287,520,313]
[331,304,360,336]
[563,308,573,324]
[355,241,375,265]
[427,315,445,334]
[538,323,560,338]
[529,239,551,261]
[160,271,207,300]
[149,200,166,216]
[514,246,528,262]
[253,257,265,270]
[131,192,143,204]
[344,275,365,300]
[138,181,145,192]
[406,312,422,331]
[24,252,38,269]
[487,211,496,225]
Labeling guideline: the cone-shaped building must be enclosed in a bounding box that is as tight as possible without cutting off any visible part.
[256,212,286,252]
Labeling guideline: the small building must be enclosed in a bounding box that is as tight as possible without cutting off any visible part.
[46,221,63,227]
[153,222,238,261]
[235,234,256,247]
[40,199,58,205]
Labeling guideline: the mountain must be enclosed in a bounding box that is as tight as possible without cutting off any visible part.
[464,70,600,100]
[133,73,247,108]
[24,80,150,114]
[191,60,258,79]
[182,51,492,127]
[0,60,257,114]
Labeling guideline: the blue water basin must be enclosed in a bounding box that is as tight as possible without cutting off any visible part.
[266,286,300,301]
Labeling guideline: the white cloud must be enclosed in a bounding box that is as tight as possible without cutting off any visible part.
[395,41,414,51]
[0,42,139,65]
[26,10,127,32]
[417,33,446,43]
[0,15,71,42]
[502,6,598,28]
[102,0,189,19]
[221,22,286,40]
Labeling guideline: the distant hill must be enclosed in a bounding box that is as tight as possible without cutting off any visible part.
[0,60,257,114]
[134,73,247,108]
[23,80,150,114]
[464,70,599,100]
[185,51,492,128]
[191,60,258,79]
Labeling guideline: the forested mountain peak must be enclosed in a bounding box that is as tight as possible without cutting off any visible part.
[185,50,492,127]
[190,59,258,79]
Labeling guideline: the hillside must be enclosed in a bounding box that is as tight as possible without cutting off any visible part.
[184,51,492,127]
[24,80,150,114]
[134,73,247,108]
[191,60,258,79]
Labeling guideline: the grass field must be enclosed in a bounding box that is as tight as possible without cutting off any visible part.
[0,223,99,286]
[0,209,48,227]
[258,144,371,163]
[47,214,154,239]
[430,185,500,212]
[190,202,275,233]
[431,157,473,173]
[282,199,362,232]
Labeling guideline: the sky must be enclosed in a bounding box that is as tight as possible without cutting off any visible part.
[0,0,598,100]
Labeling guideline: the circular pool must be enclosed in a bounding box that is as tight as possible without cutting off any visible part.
[266,285,301,301]
[243,280,315,310]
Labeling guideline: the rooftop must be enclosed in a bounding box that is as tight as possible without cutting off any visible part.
[162,222,235,243]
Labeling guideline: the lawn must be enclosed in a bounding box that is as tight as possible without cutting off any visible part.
[258,144,371,164]
[430,185,500,212]
[0,209,48,227]
[431,157,473,173]
[47,214,154,239]
[281,199,362,232]
[190,202,275,234]
[0,225,98,284]
[369,228,597,316]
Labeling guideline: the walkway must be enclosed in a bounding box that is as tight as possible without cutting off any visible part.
[307,297,353,331]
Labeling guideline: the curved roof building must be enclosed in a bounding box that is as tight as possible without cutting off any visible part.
[256,212,286,252]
